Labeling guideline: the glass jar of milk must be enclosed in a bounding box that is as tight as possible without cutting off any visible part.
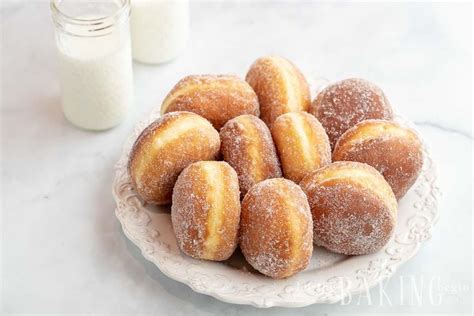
[51,0,133,130]
[130,0,189,64]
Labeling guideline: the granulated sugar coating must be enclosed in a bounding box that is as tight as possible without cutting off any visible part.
[220,115,282,196]
[128,111,220,205]
[333,119,423,199]
[271,111,331,183]
[161,74,259,129]
[246,56,311,126]
[240,178,313,279]
[300,161,397,255]
[310,78,393,148]
[171,161,240,261]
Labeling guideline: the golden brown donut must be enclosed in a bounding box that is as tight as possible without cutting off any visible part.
[246,56,310,126]
[309,78,393,148]
[128,111,220,205]
[333,119,423,199]
[220,114,282,196]
[161,74,259,129]
[240,178,313,279]
[300,161,397,255]
[171,161,241,261]
[271,112,331,183]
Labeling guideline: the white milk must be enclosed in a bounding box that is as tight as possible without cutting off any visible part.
[57,30,133,130]
[130,0,189,64]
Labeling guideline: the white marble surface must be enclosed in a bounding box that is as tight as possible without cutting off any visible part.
[1,1,472,314]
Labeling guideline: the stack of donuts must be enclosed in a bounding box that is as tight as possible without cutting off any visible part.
[128,56,424,279]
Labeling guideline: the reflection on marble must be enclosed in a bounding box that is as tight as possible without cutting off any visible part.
[1,1,471,314]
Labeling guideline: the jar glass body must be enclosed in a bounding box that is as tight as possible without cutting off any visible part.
[130,0,189,64]
[51,0,133,130]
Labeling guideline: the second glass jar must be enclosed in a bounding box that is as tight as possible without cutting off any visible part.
[130,0,189,64]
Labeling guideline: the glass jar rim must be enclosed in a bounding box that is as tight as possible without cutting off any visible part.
[51,0,130,36]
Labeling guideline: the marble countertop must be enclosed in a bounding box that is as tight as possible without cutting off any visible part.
[1,1,472,314]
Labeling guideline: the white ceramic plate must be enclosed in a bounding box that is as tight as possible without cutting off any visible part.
[112,104,440,308]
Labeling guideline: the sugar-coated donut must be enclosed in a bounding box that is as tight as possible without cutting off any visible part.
[271,112,331,183]
[161,75,260,129]
[220,115,282,196]
[300,161,397,255]
[171,161,241,261]
[310,78,393,148]
[333,119,423,199]
[240,178,313,279]
[246,56,310,126]
[128,111,220,205]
